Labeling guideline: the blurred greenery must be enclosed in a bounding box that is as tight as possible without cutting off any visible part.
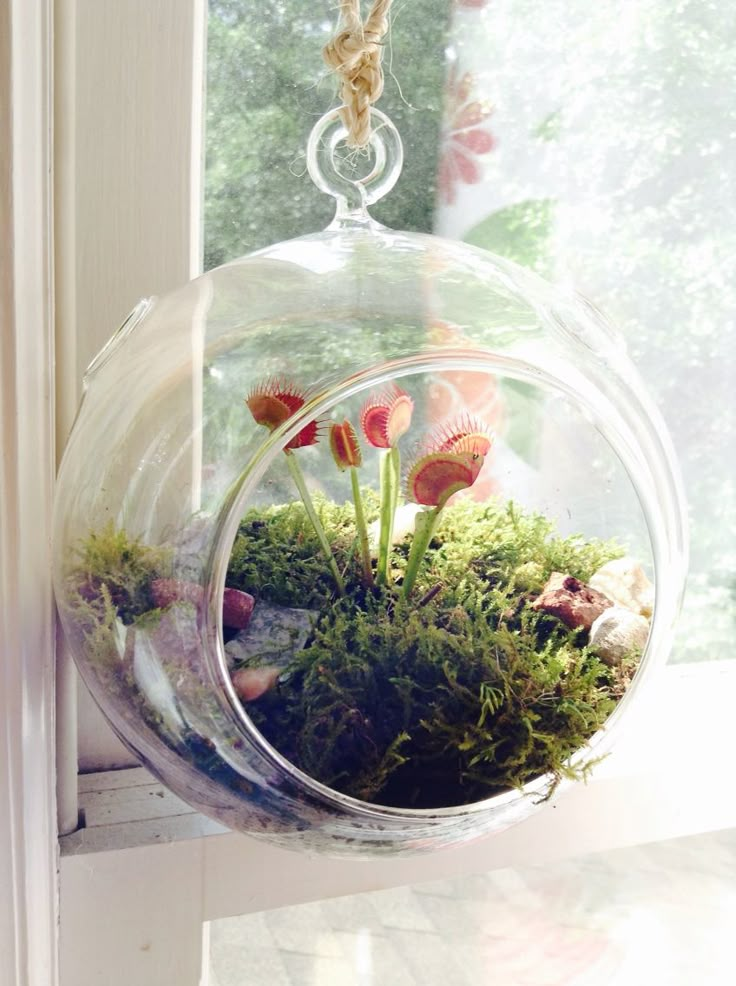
[465,199,556,276]
[204,1,736,664]
[205,0,452,269]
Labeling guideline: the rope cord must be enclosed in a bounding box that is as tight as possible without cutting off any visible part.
[322,0,393,148]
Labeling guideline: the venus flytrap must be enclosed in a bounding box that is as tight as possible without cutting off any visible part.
[245,377,345,596]
[402,418,493,599]
[245,380,489,604]
[360,386,414,586]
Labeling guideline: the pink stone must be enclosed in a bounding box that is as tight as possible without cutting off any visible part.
[222,588,255,630]
[151,578,254,630]
[531,571,613,631]
[231,666,281,702]
[145,606,202,674]
[151,578,202,609]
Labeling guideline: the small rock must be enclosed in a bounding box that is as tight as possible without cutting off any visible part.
[589,606,650,666]
[142,604,205,682]
[151,578,254,630]
[225,601,316,670]
[589,557,654,617]
[531,571,613,631]
[151,578,202,610]
[232,666,282,702]
[222,588,255,630]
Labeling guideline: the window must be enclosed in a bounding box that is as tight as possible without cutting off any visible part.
[54,4,736,982]
[204,0,451,267]
[204,0,735,665]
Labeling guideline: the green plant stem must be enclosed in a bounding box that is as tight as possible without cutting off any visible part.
[350,467,374,586]
[377,447,400,586]
[285,452,345,596]
[401,506,442,599]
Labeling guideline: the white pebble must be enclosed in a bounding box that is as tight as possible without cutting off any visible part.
[589,606,650,666]
[368,503,422,556]
[589,557,654,617]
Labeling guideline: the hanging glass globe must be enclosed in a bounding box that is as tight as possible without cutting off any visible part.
[53,109,687,856]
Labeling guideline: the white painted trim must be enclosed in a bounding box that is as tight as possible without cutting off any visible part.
[52,0,81,840]
[0,2,59,985]
[58,660,736,985]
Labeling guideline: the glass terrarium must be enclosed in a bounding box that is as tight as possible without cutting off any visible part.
[53,110,687,856]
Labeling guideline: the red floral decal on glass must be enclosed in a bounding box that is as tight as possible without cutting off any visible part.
[425,321,504,501]
[437,67,495,205]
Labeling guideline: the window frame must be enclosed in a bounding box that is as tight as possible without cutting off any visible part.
[54,0,207,791]
[1,1,58,984]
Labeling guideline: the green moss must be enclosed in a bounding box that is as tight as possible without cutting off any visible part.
[64,503,636,810]
[64,526,256,792]
[66,521,170,625]
[226,493,379,609]
[229,495,631,808]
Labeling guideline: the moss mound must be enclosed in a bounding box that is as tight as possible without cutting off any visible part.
[227,495,633,808]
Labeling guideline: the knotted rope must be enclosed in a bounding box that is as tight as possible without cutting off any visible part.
[322,0,393,148]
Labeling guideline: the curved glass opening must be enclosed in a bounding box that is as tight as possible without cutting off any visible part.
[207,351,659,815]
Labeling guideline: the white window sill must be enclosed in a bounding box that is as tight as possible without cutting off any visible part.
[60,658,736,871]
[59,659,736,986]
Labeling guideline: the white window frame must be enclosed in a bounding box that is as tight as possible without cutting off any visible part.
[0,2,726,984]
[54,0,210,796]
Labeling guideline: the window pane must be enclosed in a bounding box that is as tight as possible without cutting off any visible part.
[435,0,735,664]
[204,0,451,269]
[203,1,734,664]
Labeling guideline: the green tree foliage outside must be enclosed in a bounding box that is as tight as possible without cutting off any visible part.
[204,0,452,270]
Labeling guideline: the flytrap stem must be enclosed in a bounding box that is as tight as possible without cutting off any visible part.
[350,467,374,586]
[377,446,400,585]
[401,506,441,599]
[285,452,345,596]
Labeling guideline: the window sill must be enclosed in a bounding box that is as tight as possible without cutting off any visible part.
[61,658,736,865]
[59,659,736,986]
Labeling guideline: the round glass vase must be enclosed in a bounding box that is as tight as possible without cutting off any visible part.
[52,109,687,856]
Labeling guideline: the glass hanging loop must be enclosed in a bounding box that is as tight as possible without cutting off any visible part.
[306,106,404,222]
